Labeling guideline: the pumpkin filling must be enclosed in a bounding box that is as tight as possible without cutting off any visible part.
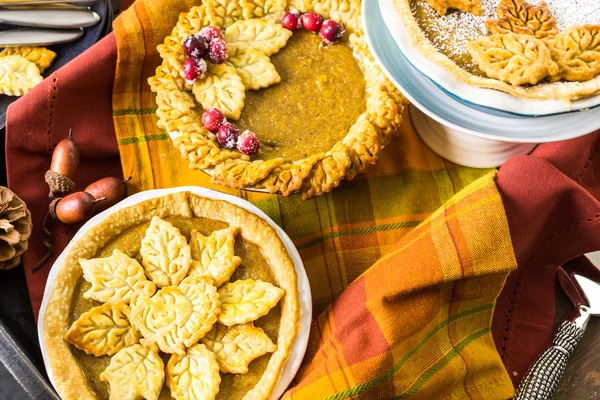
[236,30,367,162]
[68,216,281,400]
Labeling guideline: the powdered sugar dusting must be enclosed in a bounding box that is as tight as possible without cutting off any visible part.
[543,0,600,30]
[411,0,600,73]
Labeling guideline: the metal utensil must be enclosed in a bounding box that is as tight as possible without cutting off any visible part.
[514,272,600,400]
[0,27,83,46]
[1,3,91,10]
[0,8,99,28]
[0,0,94,4]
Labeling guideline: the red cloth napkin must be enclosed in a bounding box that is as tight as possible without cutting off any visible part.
[5,34,121,316]
[494,133,600,383]
[5,31,600,389]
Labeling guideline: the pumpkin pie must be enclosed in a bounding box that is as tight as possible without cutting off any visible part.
[394,0,600,100]
[149,0,406,199]
[43,192,300,400]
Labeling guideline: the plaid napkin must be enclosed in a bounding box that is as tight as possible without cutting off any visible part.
[112,1,516,398]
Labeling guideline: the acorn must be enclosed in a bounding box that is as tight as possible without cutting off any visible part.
[45,129,80,198]
[53,192,106,225]
[84,176,131,212]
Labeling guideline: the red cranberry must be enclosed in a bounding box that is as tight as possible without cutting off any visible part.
[202,108,226,132]
[183,35,208,59]
[209,38,228,64]
[237,130,260,155]
[282,10,301,31]
[199,26,223,43]
[320,19,345,44]
[183,57,207,82]
[217,122,240,149]
[301,12,323,32]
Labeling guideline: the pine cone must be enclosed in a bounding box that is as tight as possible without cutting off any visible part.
[0,187,32,270]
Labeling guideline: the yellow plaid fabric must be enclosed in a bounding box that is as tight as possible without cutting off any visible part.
[112,1,517,398]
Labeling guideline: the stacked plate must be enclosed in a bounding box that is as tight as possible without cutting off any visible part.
[362,0,600,167]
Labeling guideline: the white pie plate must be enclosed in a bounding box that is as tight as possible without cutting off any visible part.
[379,0,600,117]
[37,186,312,400]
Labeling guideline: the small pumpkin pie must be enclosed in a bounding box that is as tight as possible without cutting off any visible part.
[149,0,406,199]
[43,192,300,400]
[395,0,600,100]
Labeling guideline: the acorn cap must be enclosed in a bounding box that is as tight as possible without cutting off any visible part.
[45,169,75,198]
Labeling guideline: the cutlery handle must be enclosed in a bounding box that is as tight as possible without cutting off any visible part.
[514,320,585,400]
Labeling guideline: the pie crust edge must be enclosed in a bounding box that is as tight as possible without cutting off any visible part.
[43,191,300,400]
[149,0,406,200]
[393,0,600,101]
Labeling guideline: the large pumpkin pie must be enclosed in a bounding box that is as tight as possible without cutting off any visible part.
[43,192,300,400]
[149,0,406,199]
[394,0,600,100]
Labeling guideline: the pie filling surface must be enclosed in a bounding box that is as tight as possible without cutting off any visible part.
[68,216,281,399]
[238,30,366,162]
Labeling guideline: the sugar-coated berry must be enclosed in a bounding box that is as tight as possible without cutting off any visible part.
[209,38,228,64]
[183,35,208,59]
[202,108,226,132]
[199,26,223,43]
[320,19,345,44]
[282,10,301,31]
[217,122,240,149]
[301,12,324,32]
[237,130,260,155]
[183,57,207,82]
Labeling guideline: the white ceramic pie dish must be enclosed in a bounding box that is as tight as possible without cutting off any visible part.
[379,0,600,117]
[38,186,312,400]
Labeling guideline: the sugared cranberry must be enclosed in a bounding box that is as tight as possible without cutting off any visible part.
[183,57,207,82]
[320,19,345,44]
[237,130,260,155]
[199,26,223,43]
[217,122,240,149]
[301,12,323,32]
[202,108,226,132]
[183,35,208,59]
[209,38,228,64]
[282,10,301,31]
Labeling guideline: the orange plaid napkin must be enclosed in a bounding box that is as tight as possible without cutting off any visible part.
[112,1,516,398]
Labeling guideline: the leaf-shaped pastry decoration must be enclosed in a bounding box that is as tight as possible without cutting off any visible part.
[130,276,220,355]
[201,323,276,374]
[0,55,42,96]
[166,343,221,400]
[0,46,56,73]
[100,344,165,400]
[467,33,558,85]
[64,303,141,357]
[485,0,558,40]
[241,0,287,22]
[217,279,284,326]
[80,249,148,304]
[140,216,192,288]
[548,25,600,82]
[203,0,245,28]
[192,63,246,120]
[188,227,242,287]
[224,19,292,56]
[227,44,280,90]
[424,0,482,16]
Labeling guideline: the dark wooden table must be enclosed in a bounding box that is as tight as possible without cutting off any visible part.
[554,289,600,400]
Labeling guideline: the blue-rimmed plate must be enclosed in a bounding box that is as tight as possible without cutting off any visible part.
[362,0,600,143]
